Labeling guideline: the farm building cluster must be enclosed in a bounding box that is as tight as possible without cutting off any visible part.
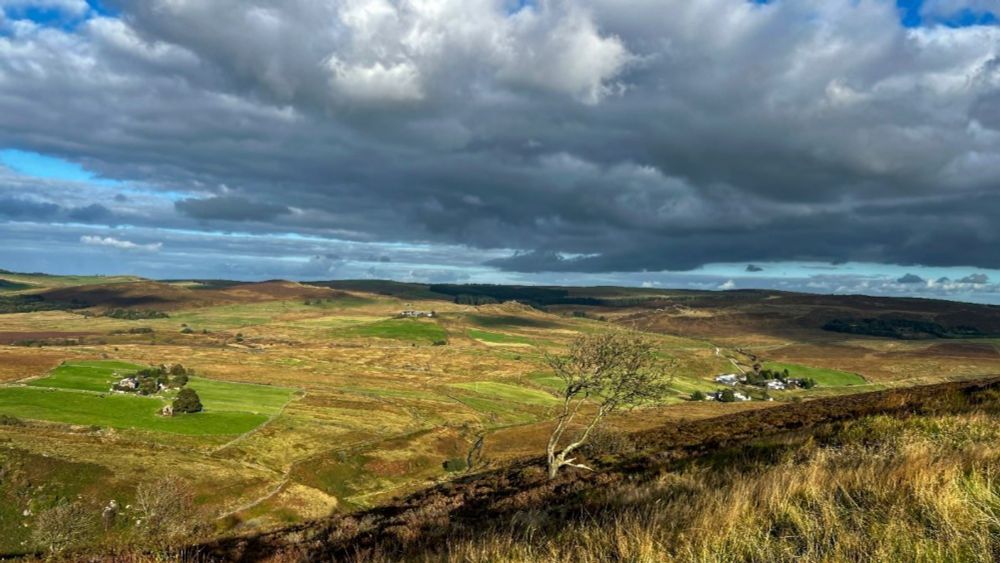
[713,370,817,391]
[111,364,192,396]
[397,310,436,318]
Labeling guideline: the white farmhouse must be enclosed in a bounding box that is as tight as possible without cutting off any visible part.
[714,373,742,386]
[116,377,137,390]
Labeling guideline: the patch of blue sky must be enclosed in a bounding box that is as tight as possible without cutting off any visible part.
[896,0,995,28]
[747,1,995,28]
[85,0,115,17]
[0,148,122,187]
[697,261,1000,283]
[506,0,534,15]
[0,1,95,31]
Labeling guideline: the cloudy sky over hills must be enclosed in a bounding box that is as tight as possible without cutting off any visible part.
[3,0,1000,301]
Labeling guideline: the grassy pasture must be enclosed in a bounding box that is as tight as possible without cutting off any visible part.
[2,360,297,436]
[187,376,296,415]
[765,361,867,386]
[27,360,144,392]
[0,387,267,435]
[342,318,447,342]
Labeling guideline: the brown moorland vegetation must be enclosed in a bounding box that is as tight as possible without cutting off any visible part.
[188,377,1000,562]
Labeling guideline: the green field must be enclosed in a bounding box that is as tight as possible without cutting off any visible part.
[186,377,296,415]
[27,360,145,392]
[0,387,267,435]
[765,362,867,386]
[2,360,297,435]
[344,318,447,342]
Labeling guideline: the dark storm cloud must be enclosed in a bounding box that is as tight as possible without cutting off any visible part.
[958,273,990,284]
[745,264,764,273]
[0,197,60,219]
[2,0,1000,275]
[67,203,114,222]
[0,196,121,225]
[175,196,292,222]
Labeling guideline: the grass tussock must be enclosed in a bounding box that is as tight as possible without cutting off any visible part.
[371,412,1000,563]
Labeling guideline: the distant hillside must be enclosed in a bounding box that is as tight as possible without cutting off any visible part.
[35,280,344,311]
[0,274,350,314]
[312,280,1000,341]
[617,290,1000,340]
[0,279,32,291]
[310,280,701,307]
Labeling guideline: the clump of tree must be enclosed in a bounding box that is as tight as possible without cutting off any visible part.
[113,364,193,395]
[102,309,170,320]
[172,388,203,414]
[823,317,992,339]
[544,330,671,479]
[745,367,789,386]
[169,364,191,387]
[454,294,500,305]
[0,294,86,314]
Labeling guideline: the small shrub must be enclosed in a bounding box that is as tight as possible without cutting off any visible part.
[691,390,707,401]
[0,413,24,426]
[432,339,448,346]
[719,389,737,403]
[580,427,636,458]
[442,458,468,472]
[32,501,97,553]
[180,327,194,334]
[134,476,197,544]
[519,465,547,483]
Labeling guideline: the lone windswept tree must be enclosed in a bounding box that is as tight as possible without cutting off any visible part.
[544,330,671,479]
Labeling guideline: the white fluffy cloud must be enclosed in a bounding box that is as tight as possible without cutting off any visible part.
[80,235,162,252]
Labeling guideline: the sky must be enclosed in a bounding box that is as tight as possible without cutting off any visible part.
[3,0,1000,303]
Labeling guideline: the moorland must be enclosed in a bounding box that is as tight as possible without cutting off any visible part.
[2,270,1000,558]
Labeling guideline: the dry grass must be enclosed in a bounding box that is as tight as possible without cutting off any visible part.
[370,411,1000,562]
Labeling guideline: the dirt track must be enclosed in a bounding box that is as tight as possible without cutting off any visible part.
[191,376,1000,562]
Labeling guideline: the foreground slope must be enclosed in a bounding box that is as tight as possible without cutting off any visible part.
[195,377,1000,562]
